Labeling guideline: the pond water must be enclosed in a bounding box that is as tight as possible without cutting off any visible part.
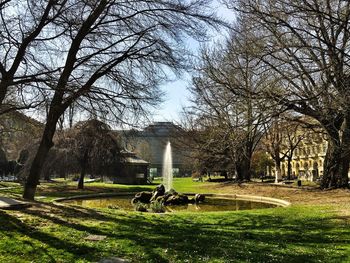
[65,195,277,212]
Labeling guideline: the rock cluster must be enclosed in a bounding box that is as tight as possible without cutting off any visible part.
[131,184,205,208]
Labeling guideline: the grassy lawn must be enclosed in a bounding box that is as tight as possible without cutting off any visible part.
[0,178,349,262]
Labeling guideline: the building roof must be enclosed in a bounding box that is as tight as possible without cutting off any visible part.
[143,122,181,137]
[121,150,149,165]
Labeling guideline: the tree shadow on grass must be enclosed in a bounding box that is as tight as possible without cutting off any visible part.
[37,184,154,199]
[107,211,350,263]
[0,209,102,262]
[18,203,169,262]
[2,204,350,263]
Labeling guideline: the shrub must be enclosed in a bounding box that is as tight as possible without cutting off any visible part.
[133,202,148,212]
[191,171,201,178]
[150,200,165,213]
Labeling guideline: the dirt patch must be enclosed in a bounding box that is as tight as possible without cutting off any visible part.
[206,182,350,214]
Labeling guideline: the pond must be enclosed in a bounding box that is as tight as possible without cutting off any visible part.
[65,195,277,212]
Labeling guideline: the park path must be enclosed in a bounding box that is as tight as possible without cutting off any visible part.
[0,196,29,210]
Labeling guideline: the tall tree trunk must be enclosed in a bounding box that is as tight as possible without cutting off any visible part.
[274,157,281,183]
[23,110,61,200]
[235,162,243,181]
[287,156,292,180]
[0,79,10,111]
[77,166,86,190]
[320,117,350,188]
[242,156,251,181]
[44,169,50,181]
[78,152,88,189]
[321,137,342,189]
[69,104,74,128]
[339,113,350,188]
[275,167,281,183]
[273,145,281,182]
[235,149,252,181]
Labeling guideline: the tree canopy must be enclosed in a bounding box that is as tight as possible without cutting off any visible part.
[10,0,224,199]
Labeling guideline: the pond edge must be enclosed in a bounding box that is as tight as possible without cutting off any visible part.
[53,192,291,207]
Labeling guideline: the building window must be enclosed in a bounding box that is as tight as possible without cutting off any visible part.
[150,168,157,178]
[172,168,180,177]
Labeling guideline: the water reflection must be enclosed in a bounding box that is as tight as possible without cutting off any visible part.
[66,196,277,212]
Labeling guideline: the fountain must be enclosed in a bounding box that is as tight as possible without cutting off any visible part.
[62,141,286,213]
[130,141,204,212]
[162,141,173,191]
[129,141,205,212]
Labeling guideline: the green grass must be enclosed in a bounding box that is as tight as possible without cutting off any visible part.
[0,179,349,262]
[36,177,215,202]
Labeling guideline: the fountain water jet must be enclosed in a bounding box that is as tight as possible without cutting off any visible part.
[162,141,173,191]
[130,141,205,212]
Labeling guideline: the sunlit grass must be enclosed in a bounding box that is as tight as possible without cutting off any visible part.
[0,178,349,262]
[0,203,349,262]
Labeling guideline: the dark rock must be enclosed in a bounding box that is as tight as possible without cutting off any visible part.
[194,194,205,203]
[165,194,189,205]
[180,194,189,203]
[188,198,195,204]
[135,205,147,212]
[156,196,165,203]
[133,184,206,212]
[165,189,177,196]
[133,191,153,203]
[150,184,166,202]
[154,184,165,195]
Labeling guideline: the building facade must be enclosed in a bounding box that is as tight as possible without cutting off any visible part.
[280,131,327,181]
[118,122,191,178]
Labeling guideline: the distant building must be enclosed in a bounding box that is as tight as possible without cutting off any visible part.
[280,129,327,181]
[118,122,191,178]
[270,117,350,182]
[0,111,42,160]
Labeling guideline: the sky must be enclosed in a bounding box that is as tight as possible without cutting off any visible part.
[151,2,235,123]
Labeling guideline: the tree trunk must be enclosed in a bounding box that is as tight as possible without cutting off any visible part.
[242,156,251,181]
[23,130,55,199]
[44,170,50,181]
[287,156,292,180]
[235,151,251,181]
[23,110,61,200]
[78,153,88,189]
[339,113,350,188]
[0,79,10,113]
[77,166,86,189]
[274,158,281,183]
[321,137,342,188]
[235,163,244,181]
[320,117,350,188]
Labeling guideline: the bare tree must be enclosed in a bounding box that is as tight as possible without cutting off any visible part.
[251,150,273,179]
[181,115,235,176]
[72,119,123,189]
[262,116,304,182]
[21,0,223,199]
[19,119,123,187]
[231,0,350,188]
[0,0,68,114]
[188,21,272,181]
